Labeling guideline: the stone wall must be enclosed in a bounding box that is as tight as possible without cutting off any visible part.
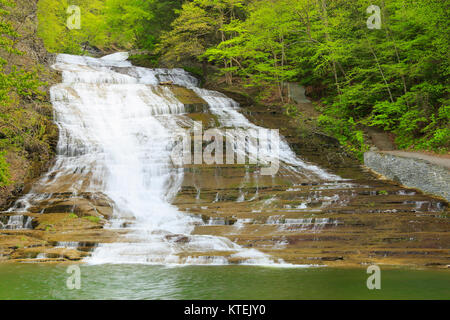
[364,151,450,201]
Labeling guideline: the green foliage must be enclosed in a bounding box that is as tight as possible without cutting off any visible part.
[9,67,46,99]
[204,0,299,93]
[104,0,182,51]
[0,0,19,106]
[0,151,10,186]
[183,66,204,79]
[0,0,54,187]
[167,0,449,154]
[83,215,100,223]
[68,213,78,219]
[38,0,108,54]
[35,0,450,154]
[37,0,182,54]
[313,0,449,153]
[318,114,369,159]
[157,0,218,65]
[128,54,159,68]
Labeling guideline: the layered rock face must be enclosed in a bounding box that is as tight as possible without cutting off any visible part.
[0,53,448,268]
[173,94,449,268]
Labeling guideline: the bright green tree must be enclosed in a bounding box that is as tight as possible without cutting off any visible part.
[38,0,107,54]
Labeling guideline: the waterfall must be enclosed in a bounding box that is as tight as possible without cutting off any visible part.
[44,52,287,265]
[6,52,339,265]
[191,88,339,181]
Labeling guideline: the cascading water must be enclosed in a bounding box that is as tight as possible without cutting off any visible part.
[8,52,339,265]
[45,52,280,265]
[191,88,339,180]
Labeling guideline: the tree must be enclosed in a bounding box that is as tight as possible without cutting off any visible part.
[205,0,299,97]
[158,1,215,66]
[37,0,107,54]
[104,0,182,51]
[157,0,247,78]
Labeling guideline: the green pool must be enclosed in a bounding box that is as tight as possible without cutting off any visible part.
[0,264,448,300]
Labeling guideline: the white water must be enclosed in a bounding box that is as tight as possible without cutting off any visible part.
[0,215,32,230]
[6,52,339,266]
[47,52,288,265]
[191,88,339,180]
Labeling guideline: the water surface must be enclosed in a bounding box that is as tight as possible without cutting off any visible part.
[0,264,448,300]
